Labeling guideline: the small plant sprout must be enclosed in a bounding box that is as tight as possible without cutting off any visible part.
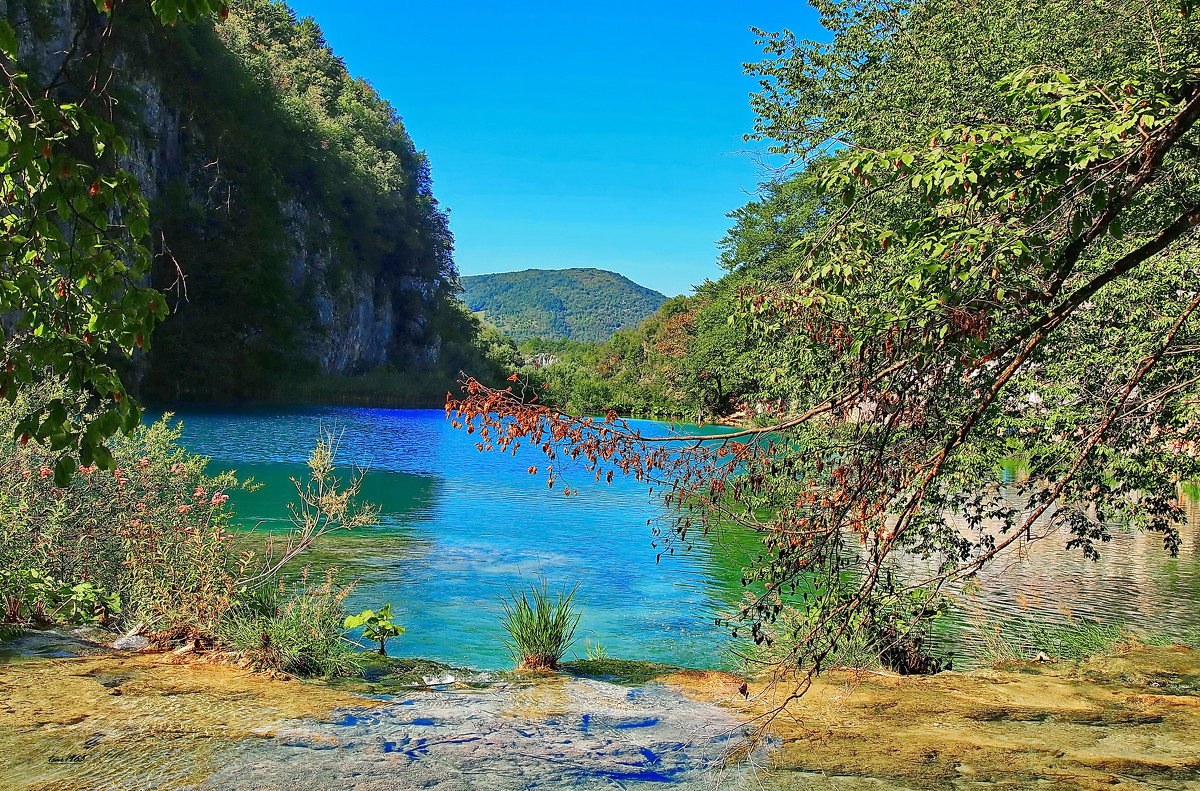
[344,604,405,656]
[584,637,609,661]
[499,580,582,671]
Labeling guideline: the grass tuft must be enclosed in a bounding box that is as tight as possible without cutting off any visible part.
[217,567,361,678]
[499,581,581,671]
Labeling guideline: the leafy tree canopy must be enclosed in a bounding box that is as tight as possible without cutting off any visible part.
[452,0,1200,684]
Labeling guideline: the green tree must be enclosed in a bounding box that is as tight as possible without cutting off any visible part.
[344,603,404,656]
[735,0,1200,663]
[0,0,226,483]
[452,0,1200,684]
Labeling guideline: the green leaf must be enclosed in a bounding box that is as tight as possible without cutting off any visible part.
[0,20,18,59]
[53,455,77,488]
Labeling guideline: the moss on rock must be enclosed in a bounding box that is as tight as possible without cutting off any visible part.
[560,658,685,685]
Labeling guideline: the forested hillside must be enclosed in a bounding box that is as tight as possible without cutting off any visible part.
[517,178,822,419]
[460,268,667,342]
[2,0,510,402]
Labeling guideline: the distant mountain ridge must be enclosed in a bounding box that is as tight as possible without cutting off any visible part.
[460,268,668,343]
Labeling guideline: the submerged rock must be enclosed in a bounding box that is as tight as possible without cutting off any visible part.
[201,677,754,790]
[0,628,114,661]
[0,652,757,791]
[5,646,1198,790]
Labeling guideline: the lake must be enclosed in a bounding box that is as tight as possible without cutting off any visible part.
[169,406,752,670]
[167,406,1200,671]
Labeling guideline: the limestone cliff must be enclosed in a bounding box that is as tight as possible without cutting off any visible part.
[2,0,468,400]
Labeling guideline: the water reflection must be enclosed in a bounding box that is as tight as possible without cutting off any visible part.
[165,406,1200,669]
[933,486,1200,659]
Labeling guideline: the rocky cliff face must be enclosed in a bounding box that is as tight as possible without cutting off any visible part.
[276,198,416,376]
[3,0,458,399]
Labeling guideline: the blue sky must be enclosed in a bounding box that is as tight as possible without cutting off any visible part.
[284,1,823,297]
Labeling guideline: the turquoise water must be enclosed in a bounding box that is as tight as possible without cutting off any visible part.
[167,407,750,670]
[164,406,1200,671]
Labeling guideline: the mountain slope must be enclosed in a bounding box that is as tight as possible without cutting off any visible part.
[7,0,486,401]
[461,269,668,343]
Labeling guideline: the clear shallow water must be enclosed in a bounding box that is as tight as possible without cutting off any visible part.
[167,407,751,671]
[197,679,757,791]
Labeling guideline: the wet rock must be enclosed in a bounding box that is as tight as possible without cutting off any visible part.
[699,645,1200,789]
[200,677,755,790]
[8,647,1199,790]
[111,635,150,651]
[0,653,757,791]
[0,628,112,660]
[69,626,113,643]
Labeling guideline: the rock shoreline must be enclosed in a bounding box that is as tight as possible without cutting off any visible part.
[2,630,1199,790]
[0,629,759,790]
[672,645,1200,791]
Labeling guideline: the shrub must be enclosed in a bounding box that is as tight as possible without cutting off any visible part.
[752,586,951,675]
[0,568,121,625]
[218,567,361,678]
[0,382,248,631]
[499,581,581,671]
[0,382,383,678]
[755,605,887,673]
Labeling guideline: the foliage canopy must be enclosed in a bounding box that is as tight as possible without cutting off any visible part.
[452,0,1200,685]
[0,0,225,482]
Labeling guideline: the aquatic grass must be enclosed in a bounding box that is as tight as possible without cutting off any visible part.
[1132,626,1200,650]
[499,581,581,671]
[971,612,1025,664]
[1028,621,1135,661]
[560,658,683,685]
[1176,627,1200,648]
[971,615,1140,664]
[218,567,362,678]
[584,637,609,661]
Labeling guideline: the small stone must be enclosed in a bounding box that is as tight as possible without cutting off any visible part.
[111,635,149,651]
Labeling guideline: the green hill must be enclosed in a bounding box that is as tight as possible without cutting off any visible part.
[460,269,668,343]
